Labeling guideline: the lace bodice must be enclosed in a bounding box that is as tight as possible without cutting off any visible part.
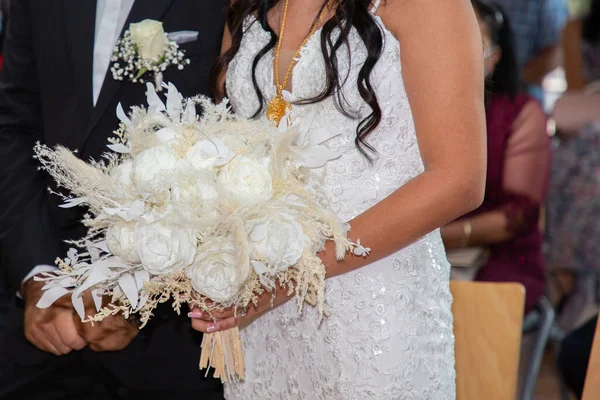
[224,13,456,400]
[227,15,423,222]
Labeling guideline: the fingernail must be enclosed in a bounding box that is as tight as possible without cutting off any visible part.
[187,311,202,319]
[207,324,218,333]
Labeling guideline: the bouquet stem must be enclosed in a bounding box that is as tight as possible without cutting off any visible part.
[199,327,245,383]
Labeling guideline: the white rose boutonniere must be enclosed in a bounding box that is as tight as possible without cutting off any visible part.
[111,19,190,88]
[130,20,168,61]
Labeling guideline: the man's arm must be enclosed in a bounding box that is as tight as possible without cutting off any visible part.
[0,0,91,357]
[522,44,562,86]
[561,17,587,90]
[0,1,141,356]
[521,0,568,86]
[0,0,63,294]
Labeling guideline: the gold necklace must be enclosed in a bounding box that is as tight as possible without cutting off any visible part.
[266,0,332,125]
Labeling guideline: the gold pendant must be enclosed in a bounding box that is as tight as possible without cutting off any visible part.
[266,95,291,125]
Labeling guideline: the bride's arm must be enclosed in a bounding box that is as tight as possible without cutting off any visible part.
[322,0,486,277]
[189,0,486,332]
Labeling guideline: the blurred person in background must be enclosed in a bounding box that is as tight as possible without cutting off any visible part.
[562,0,600,89]
[494,0,568,103]
[548,90,600,399]
[441,0,551,316]
[545,0,600,334]
[546,4,600,388]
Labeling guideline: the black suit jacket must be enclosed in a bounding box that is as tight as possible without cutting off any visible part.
[0,0,226,392]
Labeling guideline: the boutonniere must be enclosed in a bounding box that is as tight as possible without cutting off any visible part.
[111,19,190,89]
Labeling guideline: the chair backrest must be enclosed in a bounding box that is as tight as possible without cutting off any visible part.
[451,281,526,400]
[582,309,600,400]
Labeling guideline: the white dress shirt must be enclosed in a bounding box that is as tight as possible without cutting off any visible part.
[93,0,136,105]
[21,0,135,289]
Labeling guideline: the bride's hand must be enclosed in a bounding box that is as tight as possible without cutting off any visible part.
[188,286,292,333]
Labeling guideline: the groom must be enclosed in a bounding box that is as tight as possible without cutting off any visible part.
[0,0,225,398]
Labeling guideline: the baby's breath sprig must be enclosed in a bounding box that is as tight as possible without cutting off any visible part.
[110,30,190,87]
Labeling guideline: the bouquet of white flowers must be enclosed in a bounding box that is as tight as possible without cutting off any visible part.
[34,83,367,382]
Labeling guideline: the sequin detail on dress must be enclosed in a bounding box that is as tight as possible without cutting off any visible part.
[224,14,456,400]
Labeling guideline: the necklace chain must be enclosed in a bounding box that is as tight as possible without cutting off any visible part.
[267,0,332,124]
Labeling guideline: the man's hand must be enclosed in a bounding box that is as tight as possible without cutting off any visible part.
[22,278,87,356]
[74,292,140,352]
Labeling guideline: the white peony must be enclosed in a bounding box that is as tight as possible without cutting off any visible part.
[247,214,304,275]
[134,223,197,275]
[186,237,248,302]
[129,20,168,61]
[106,223,140,264]
[110,159,134,197]
[186,139,235,170]
[218,156,273,203]
[133,146,178,196]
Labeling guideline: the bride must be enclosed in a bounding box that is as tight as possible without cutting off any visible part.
[190,0,485,398]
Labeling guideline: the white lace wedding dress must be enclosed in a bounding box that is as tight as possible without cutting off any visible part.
[223,6,456,400]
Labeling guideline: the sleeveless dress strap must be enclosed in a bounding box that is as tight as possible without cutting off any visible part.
[370,0,382,14]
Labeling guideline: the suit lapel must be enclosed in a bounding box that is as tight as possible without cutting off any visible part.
[63,0,97,122]
[85,0,175,142]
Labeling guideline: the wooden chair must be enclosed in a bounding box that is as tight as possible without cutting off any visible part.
[451,281,526,400]
[582,309,600,399]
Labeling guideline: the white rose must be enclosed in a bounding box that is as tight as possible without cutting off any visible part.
[110,159,134,197]
[133,146,178,196]
[129,20,168,61]
[247,214,304,274]
[218,156,273,203]
[186,139,235,170]
[106,223,140,264]
[135,223,197,275]
[186,237,249,302]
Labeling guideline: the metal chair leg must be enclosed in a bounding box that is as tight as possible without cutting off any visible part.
[520,297,555,400]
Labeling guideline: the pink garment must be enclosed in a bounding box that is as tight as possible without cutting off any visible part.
[468,95,551,314]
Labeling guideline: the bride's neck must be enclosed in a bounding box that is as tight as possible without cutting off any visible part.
[266,0,335,34]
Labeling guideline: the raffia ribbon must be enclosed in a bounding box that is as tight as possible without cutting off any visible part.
[199,327,245,382]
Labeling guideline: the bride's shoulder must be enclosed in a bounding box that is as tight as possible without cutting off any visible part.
[376,0,476,40]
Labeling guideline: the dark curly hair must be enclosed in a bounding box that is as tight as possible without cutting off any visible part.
[471,0,521,99]
[210,0,384,157]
